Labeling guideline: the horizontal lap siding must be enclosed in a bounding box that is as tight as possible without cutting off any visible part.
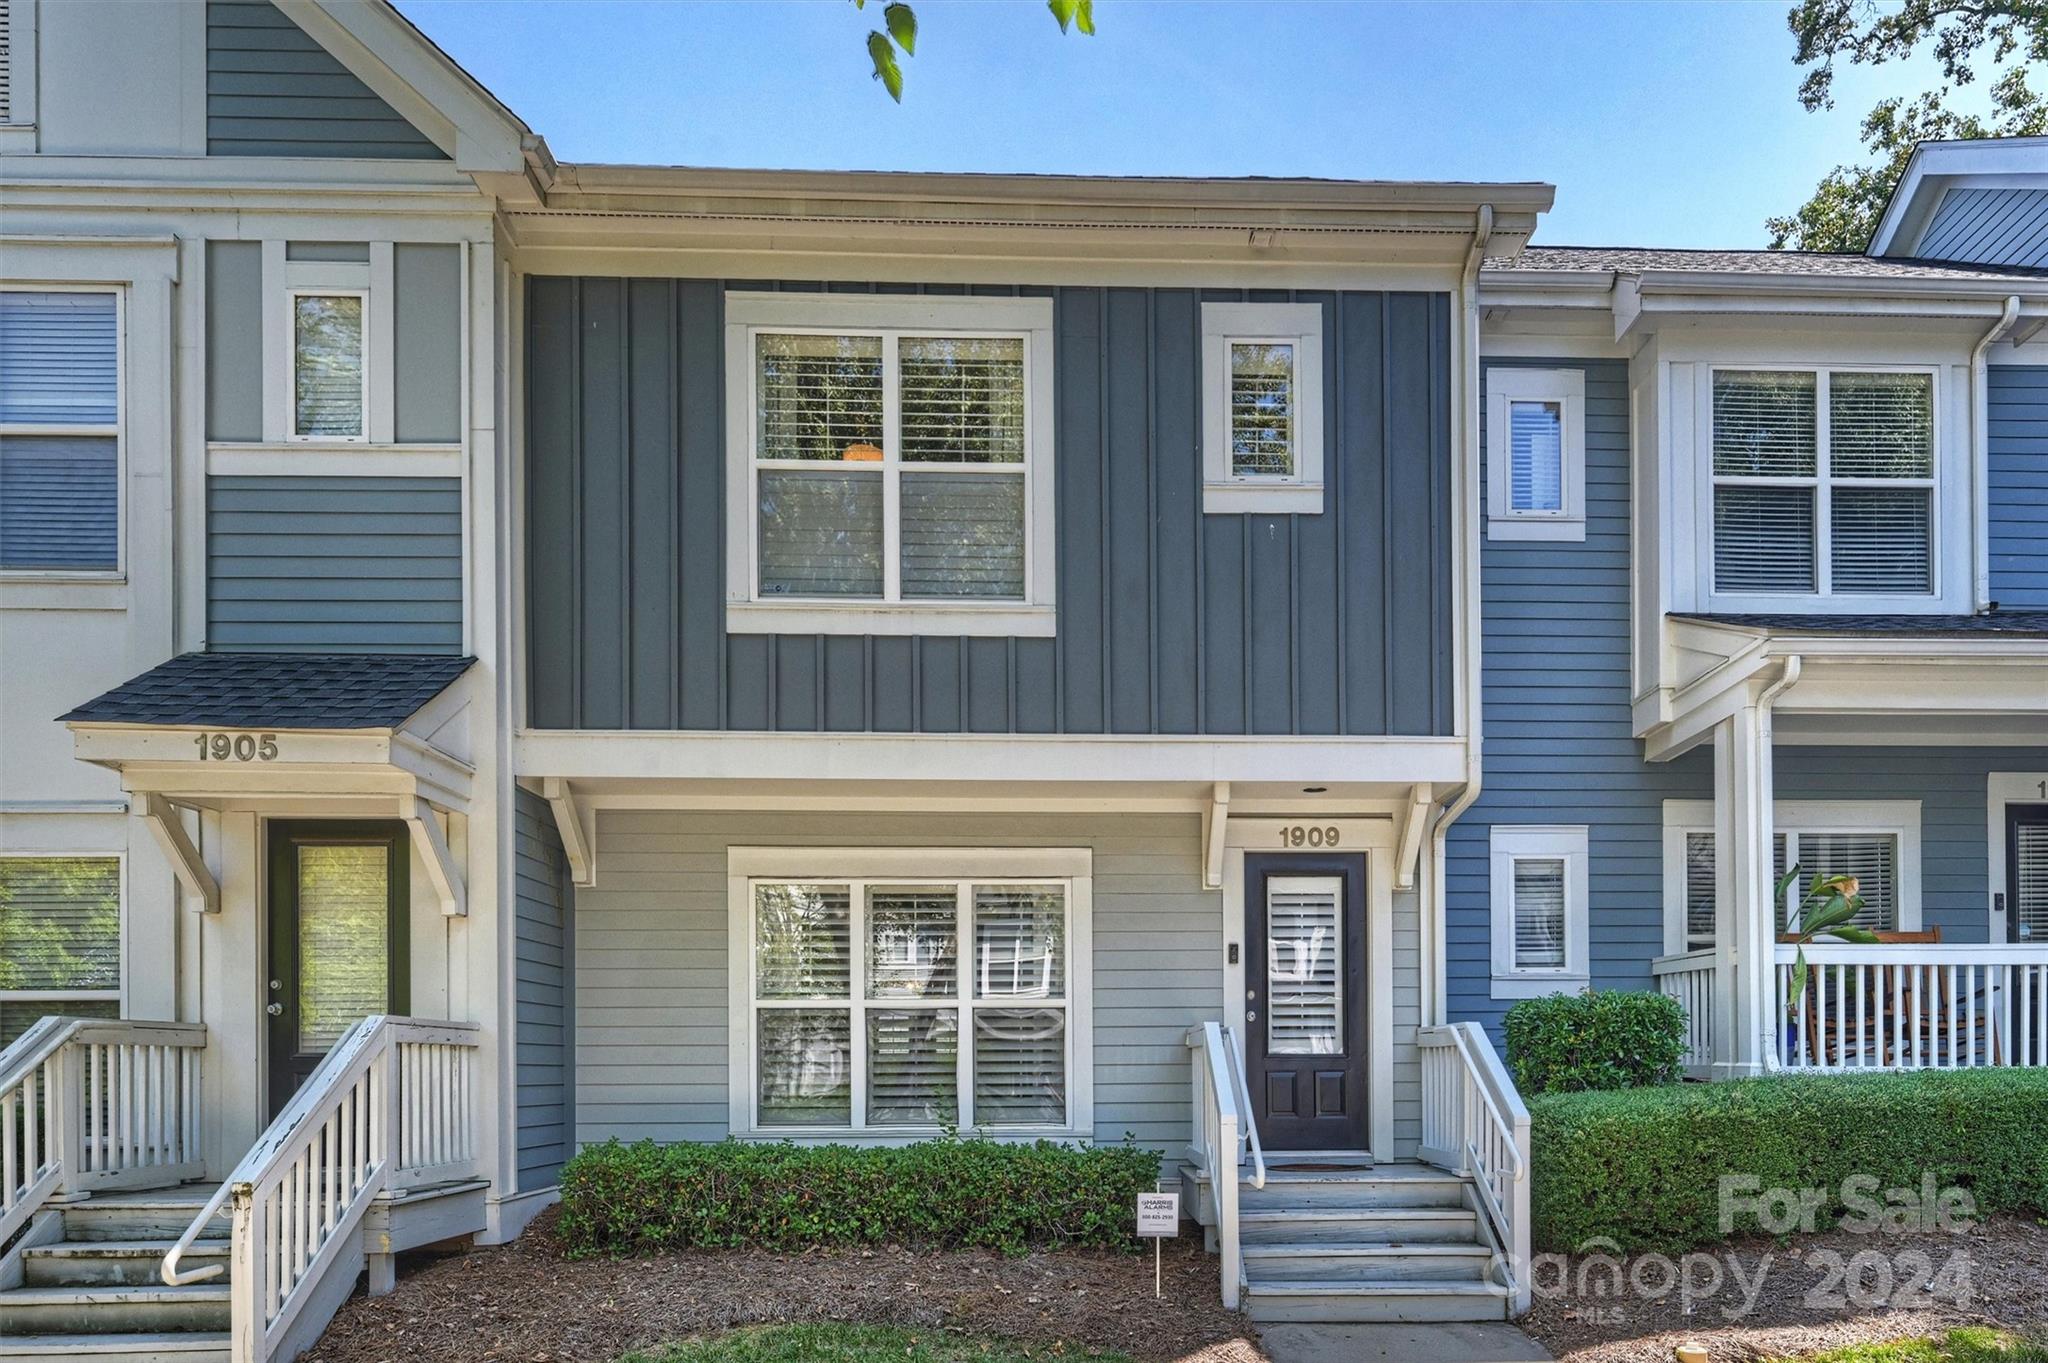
[205,476,463,653]
[514,790,575,1193]
[205,0,446,159]
[1448,359,1712,1039]
[1918,189,2048,269]
[1989,366,2048,609]
[524,279,1453,735]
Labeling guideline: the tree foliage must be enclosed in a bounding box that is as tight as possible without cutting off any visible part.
[1770,0,2048,252]
[855,0,1094,103]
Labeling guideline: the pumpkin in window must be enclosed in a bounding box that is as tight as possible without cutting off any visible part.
[842,442,884,462]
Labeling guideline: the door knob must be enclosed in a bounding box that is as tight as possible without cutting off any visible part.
[267,1003,283,1016]
[1248,1010,1258,1022]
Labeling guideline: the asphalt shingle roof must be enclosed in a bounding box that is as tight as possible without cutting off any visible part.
[1487,245,2048,282]
[1672,611,2048,636]
[61,653,476,728]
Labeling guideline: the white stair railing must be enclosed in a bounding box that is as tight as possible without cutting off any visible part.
[1419,1022,1531,1315]
[1184,1020,1260,1310]
[1,1017,207,1247]
[163,1016,479,1363]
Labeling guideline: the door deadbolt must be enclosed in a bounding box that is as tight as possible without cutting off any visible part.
[266,1003,284,1016]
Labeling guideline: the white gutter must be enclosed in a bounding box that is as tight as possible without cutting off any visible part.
[1972,295,2023,612]
[1423,203,1493,1027]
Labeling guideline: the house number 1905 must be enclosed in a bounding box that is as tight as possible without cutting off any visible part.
[1280,825,1340,848]
[194,733,278,762]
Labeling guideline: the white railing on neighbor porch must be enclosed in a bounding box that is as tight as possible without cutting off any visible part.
[1419,1022,1531,1315]
[1776,944,2048,1071]
[1,1017,208,1247]
[1183,1021,1263,1310]
[163,1016,479,1363]
[1651,949,1718,1078]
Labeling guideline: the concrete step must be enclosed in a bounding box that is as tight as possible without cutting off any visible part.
[1238,1206,1481,1245]
[22,1242,231,1289]
[1182,1163,1472,1223]
[57,1194,225,1244]
[0,1333,230,1363]
[1242,1277,1513,1324]
[0,1285,232,1337]
[1242,1241,1498,1283]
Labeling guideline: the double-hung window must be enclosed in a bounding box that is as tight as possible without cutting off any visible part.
[1200,302,1325,514]
[1489,826,1589,998]
[1710,368,1937,599]
[724,294,1056,636]
[0,289,120,573]
[0,857,122,1045]
[732,849,1091,1137]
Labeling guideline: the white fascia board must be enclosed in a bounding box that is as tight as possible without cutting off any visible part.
[1631,273,2048,309]
[1870,137,2048,255]
[514,730,1472,788]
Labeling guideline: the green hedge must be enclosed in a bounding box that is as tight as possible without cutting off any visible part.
[557,1137,1161,1256]
[1530,1069,2048,1254]
[1505,990,1686,1094]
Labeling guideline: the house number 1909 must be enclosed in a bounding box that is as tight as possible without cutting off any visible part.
[1279,825,1340,848]
[193,733,278,762]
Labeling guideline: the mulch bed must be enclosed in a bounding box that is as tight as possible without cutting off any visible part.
[305,1209,1267,1363]
[1520,1213,2048,1363]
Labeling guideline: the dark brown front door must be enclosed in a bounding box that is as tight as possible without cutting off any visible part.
[1245,852,1368,1151]
[266,822,409,1117]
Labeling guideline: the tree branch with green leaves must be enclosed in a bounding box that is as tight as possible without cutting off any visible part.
[856,0,1095,102]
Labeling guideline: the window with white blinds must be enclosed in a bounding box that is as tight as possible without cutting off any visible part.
[1664,802,1920,949]
[1773,831,1898,934]
[750,328,1028,602]
[2015,822,2048,944]
[749,877,1071,1131]
[1265,877,1343,1056]
[1489,826,1588,995]
[1486,367,1586,540]
[290,292,367,440]
[0,857,122,1047]
[1710,368,1935,598]
[1683,831,1717,950]
[1511,859,1568,969]
[0,290,120,573]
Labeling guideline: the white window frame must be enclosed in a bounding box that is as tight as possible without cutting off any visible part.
[1489,825,1589,999]
[725,846,1094,1143]
[722,293,1057,638]
[1486,367,1585,541]
[1703,363,1943,608]
[1201,302,1325,515]
[0,852,126,1028]
[1661,799,1923,954]
[0,284,126,581]
[284,285,372,444]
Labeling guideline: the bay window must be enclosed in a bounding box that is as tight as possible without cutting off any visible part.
[724,294,1056,636]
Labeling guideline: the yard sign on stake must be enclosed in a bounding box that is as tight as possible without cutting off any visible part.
[1136,1183,1179,1299]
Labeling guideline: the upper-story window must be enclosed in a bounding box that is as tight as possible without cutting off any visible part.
[0,289,120,575]
[724,294,1056,637]
[1711,368,1936,598]
[1201,302,1324,514]
[1486,367,1585,541]
[290,291,368,441]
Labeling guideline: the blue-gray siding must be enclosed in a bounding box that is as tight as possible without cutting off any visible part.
[205,241,264,442]
[393,244,464,445]
[1918,188,2048,268]
[1990,366,2048,610]
[525,279,1454,735]
[206,476,463,653]
[206,0,446,159]
[515,789,574,1193]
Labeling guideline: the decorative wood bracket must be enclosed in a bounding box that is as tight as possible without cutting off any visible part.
[1202,781,1231,890]
[404,798,467,918]
[542,777,595,888]
[1395,783,1433,890]
[141,794,220,914]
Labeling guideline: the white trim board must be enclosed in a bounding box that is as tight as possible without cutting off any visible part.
[1988,773,2048,945]
[1487,825,1589,999]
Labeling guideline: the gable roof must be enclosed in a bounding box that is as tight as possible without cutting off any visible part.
[62,653,476,729]
[1871,136,2048,260]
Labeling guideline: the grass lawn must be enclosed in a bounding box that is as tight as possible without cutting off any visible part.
[1778,1329,2048,1363]
[621,1324,1138,1363]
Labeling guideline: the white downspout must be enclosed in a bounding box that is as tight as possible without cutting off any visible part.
[1423,204,1494,1028]
[1752,654,1801,1071]
[1971,296,2021,613]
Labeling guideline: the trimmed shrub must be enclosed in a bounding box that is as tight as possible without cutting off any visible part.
[1529,1069,2048,1254]
[1505,989,1686,1094]
[557,1136,1161,1257]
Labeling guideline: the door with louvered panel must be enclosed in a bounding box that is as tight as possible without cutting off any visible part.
[266,822,409,1117]
[2011,805,2048,946]
[1245,854,1368,1151]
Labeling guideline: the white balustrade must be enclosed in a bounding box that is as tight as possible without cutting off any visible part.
[1775,944,2048,1071]
[1651,949,1718,1078]
[1183,1021,1261,1310]
[1419,1022,1531,1315]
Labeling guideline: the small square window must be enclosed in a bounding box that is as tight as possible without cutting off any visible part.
[1486,368,1585,541]
[1202,303,1324,514]
[1489,826,1588,998]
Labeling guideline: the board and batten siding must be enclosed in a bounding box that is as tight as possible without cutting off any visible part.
[1989,366,2048,610]
[574,810,1427,1157]
[524,278,1454,736]
[205,0,445,159]
[205,476,463,653]
[514,789,575,1193]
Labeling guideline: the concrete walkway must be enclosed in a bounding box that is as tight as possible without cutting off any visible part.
[1257,1322,1555,1363]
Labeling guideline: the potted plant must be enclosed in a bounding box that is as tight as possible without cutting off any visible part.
[1778,864,1878,1062]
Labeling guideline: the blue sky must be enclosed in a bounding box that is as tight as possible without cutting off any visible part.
[395,0,1963,248]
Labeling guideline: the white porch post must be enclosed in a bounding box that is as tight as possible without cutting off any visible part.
[1712,700,1776,1077]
